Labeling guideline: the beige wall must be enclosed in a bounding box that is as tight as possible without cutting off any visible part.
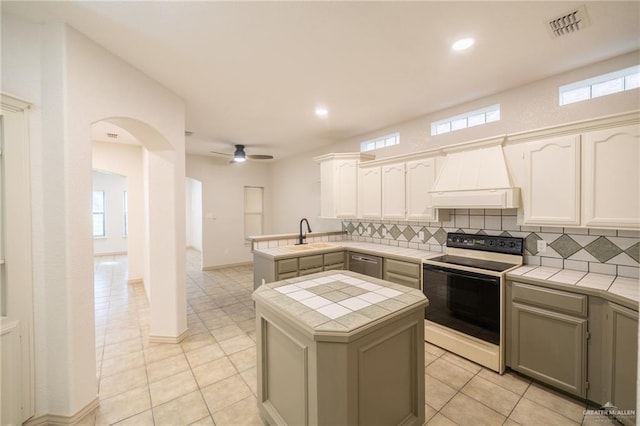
[269,50,640,232]
[268,147,342,235]
[186,154,271,268]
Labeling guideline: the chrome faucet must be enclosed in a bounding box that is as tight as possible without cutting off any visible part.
[298,218,312,245]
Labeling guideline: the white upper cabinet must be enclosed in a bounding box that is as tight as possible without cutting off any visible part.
[381,163,406,219]
[406,158,438,221]
[358,167,382,219]
[582,124,640,229]
[522,135,581,226]
[511,112,640,230]
[315,153,374,219]
[334,160,359,218]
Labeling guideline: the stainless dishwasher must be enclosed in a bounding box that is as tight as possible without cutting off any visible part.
[348,252,383,279]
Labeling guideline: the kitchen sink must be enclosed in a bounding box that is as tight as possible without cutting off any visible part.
[281,242,336,252]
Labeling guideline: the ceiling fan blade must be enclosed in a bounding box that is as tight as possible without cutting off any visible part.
[210,151,231,157]
[247,154,274,160]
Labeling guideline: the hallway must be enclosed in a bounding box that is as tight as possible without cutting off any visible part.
[92,251,262,425]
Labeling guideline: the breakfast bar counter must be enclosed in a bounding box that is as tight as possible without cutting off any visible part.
[252,270,428,426]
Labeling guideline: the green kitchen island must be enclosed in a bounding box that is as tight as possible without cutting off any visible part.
[252,270,428,426]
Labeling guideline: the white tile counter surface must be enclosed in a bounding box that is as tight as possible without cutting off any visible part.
[252,270,428,338]
[252,240,442,263]
[508,265,639,310]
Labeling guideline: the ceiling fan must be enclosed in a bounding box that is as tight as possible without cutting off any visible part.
[210,144,274,163]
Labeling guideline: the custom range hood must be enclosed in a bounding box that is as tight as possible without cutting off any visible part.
[429,139,520,209]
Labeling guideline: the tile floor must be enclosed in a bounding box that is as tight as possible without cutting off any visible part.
[87,250,617,425]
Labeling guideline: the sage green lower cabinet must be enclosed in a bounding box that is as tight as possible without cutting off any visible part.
[383,258,421,289]
[508,282,588,397]
[253,250,347,289]
[507,279,639,417]
[588,299,638,425]
[602,302,638,425]
[298,255,324,277]
[323,251,346,271]
[277,258,299,280]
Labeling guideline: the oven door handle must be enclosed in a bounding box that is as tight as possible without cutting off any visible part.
[423,264,500,284]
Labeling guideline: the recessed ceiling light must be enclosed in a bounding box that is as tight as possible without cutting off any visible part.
[452,37,475,51]
[315,106,329,118]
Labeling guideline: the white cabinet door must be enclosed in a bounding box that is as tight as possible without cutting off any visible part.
[335,160,358,218]
[406,158,437,221]
[359,167,381,219]
[522,135,581,226]
[319,160,336,218]
[582,125,640,230]
[382,163,406,219]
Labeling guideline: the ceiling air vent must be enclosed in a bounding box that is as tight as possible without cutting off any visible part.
[106,132,119,139]
[547,5,591,38]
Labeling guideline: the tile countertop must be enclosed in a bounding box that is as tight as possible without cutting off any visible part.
[507,265,639,311]
[253,240,639,312]
[252,240,442,263]
[252,270,428,341]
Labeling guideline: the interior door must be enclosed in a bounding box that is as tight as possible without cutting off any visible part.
[0,94,35,424]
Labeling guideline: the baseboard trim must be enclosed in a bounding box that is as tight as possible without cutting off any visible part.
[127,278,143,285]
[149,327,189,344]
[24,397,99,426]
[93,251,127,257]
[202,261,253,271]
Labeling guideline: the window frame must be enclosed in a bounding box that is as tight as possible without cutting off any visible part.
[559,65,640,106]
[244,186,264,239]
[430,104,500,136]
[123,190,128,237]
[93,190,106,238]
[360,132,400,153]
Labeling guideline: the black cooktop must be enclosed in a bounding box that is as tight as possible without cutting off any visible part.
[427,255,518,273]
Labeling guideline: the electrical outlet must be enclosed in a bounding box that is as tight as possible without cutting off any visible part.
[358,225,363,234]
[418,231,424,240]
[369,225,374,235]
[537,240,547,253]
[381,228,387,237]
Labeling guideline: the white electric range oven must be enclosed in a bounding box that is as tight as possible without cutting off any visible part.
[423,232,524,373]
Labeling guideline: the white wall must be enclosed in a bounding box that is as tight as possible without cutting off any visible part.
[92,141,144,280]
[92,170,127,255]
[270,50,640,231]
[186,154,270,268]
[268,146,342,234]
[2,12,188,419]
[185,177,203,251]
[336,50,640,158]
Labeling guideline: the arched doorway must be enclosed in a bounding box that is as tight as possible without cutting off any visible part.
[91,118,187,342]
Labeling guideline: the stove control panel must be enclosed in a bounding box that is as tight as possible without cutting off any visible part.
[446,233,524,255]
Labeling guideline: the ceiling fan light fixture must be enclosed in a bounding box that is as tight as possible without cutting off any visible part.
[233,145,247,162]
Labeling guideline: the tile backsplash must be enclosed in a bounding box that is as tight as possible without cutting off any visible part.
[342,209,640,279]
